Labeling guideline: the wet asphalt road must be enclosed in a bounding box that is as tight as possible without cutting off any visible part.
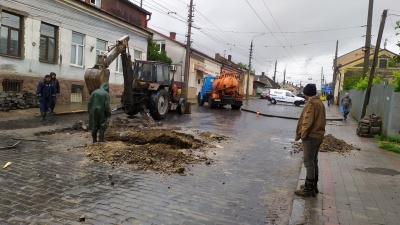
[0,100,303,225]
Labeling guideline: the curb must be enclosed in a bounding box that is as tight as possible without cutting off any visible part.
[241,108,344,121]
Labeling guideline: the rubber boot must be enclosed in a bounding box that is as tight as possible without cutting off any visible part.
[92,131,98,143]
[41,112,47,122]
[98,130,105,142]
[50,107,54,114]
[39,113,44,122]
[295,179,316,197]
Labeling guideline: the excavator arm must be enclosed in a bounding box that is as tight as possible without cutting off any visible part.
[84,35,135,111]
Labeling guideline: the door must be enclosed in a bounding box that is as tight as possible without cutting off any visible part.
[196,71,203,95]
[285,91,295,103]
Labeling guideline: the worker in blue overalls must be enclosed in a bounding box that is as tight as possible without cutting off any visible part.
[36,74,56,122]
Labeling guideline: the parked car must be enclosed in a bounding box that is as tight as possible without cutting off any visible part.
[260,90,270,99]
[268,89,306,106]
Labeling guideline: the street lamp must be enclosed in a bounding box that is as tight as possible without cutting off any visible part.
[246,33,265,100]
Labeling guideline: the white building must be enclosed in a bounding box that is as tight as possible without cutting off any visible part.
[0,0,151,103]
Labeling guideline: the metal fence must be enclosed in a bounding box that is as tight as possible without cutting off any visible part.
[340,82,400,136]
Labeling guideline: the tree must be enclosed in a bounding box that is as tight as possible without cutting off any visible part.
[343,75,361,90]
[147,38,172,64]
[237,62,255,73]
[356,76,382,90]
[395,21,400,63]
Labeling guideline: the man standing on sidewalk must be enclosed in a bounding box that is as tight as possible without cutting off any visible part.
[341,93,352,121]
[88,83,111,143]
[295,83,326,197]
[326,92,333,106]
[49,72,60,113]
[36,74,56,122]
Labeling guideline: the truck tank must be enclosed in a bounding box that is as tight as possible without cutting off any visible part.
[212,72,239,94]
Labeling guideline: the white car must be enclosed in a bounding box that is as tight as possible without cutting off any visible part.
[267,89,306,106]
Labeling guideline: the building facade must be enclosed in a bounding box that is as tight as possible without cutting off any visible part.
[150,29,222,100]
[0,0,151,103]
[334,46,400,101]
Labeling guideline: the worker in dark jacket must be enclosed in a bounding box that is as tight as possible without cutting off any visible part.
[88,83,111,143]
[50,72,60,113]
[36,74,56,122]
[326,92,333,106]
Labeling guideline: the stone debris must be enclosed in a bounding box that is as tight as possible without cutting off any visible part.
[357,114,382,138]
[292,134,360,153]
[0,91,39,112]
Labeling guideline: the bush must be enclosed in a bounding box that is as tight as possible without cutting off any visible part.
[343,75,361,90]
[393,72,400,92]
[375,135,400,153]
[355,76,382,90]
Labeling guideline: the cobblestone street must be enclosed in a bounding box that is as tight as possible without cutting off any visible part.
[0,103,302,224]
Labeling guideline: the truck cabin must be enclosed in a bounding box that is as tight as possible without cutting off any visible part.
[134,60,171,83]
[202,75,216,92]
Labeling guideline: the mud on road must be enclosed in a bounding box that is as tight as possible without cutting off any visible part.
[33,116,227,174]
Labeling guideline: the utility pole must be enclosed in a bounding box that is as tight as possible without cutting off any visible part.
[273,59,277,82]
[283,68,286,89]
[333,40,339,104]
[140,0,143,7]
[361,9,387,118]
[362,0,374,79]
[246,40,253,100]
[320,67,324,94]
[183,0,194,99]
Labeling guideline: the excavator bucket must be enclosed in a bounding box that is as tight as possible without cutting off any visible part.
[84,68,110,94]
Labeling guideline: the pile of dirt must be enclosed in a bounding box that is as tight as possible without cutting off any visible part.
[85,127,213,174]
[199,132,227,142]
[292,134,360,153]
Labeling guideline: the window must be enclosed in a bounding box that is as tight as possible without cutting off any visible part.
[70,32,84,66]
[0,11,22,57]
[71,85,83,103]
[134,50,142,60]
[116,56,123,73]
[379,59,387,69]
[90,0,101,7]
[96,39,107,62]
[39,23,57,63]
[2,79,22,92]
[156,41,166,52]
[286,92,293,97]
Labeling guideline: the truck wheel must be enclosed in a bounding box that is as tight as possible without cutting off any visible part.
[208,97,216,109]
[149,89,170,120]
[197,94,204,106]
[177,98,186,115]
[271,99,277,105]
[294,101,300,107]
[126,110,139,116]
[231,105,241,110]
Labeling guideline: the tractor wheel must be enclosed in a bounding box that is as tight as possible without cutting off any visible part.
[126,110,139,116]
[197,94,204,106]
[231,105,241,110]
[208,97,216,109]
[177,98,186,115]
[149,89,170,120]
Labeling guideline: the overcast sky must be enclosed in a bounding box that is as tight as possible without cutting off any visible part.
[132,0,400,88]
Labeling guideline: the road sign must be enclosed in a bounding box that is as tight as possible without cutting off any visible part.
[325,86,332,92]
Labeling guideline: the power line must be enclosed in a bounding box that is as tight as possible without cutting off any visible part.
[263,35,364,47]
[244,0,305,70]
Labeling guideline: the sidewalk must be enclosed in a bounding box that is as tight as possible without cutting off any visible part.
[291,105,400,225]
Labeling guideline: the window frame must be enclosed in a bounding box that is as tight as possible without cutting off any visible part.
[134,50,142,60]
[0,10,23,58]
[70,31,85,67]
[115,55,123,73]
[90,0,101,7]
[39,22,58,64]
[156,41,166,52]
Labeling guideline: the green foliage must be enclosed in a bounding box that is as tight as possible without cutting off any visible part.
[237,62,255,73]
[393,72,400,92]
[375,135,400,153]
[355,76,382,90]
[147,38,172,64]
[343,75,361,90]
[395,21,400,63]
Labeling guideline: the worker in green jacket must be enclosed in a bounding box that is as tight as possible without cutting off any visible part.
[88,83,111,143]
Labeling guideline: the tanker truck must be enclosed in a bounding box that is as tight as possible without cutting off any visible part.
[197,72,243,110]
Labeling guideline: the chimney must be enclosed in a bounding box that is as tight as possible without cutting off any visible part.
[169,32,176,40]
[262,72,265,76]
[228,55,232,62]
[215,53,221,60]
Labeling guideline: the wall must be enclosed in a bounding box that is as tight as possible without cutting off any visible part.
[151,32,186,82]
[0,0,149,102]
[341,82,400,136]
[204,59,221,77]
